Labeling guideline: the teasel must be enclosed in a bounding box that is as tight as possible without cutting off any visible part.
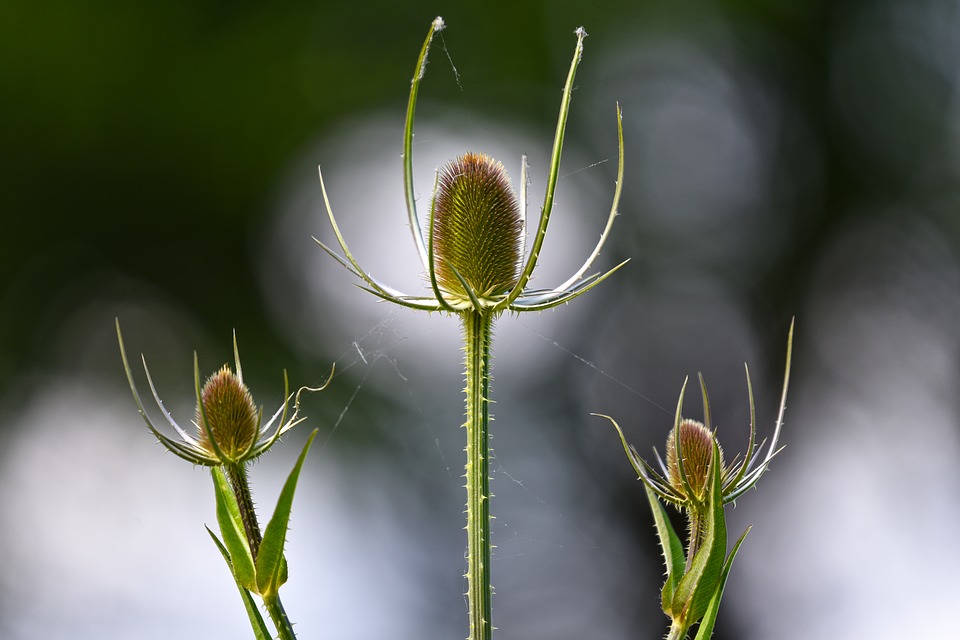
[117,320,331,640]
[596,320,794,639]
[316,17,625,640]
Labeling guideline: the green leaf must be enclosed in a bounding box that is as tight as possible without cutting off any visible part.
[279,556,289,588]
[256,429,318,599]
[693,526,751,640]
[644,482,685,615]
[672,442,728,625]
[206,527,272,640]
[211,467,257,592]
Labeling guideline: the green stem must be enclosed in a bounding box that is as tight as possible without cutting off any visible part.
[666,620,688,640]
[264,595,297,640]
[225,463,262,561]
[227,463,298,640]
[684,506,707,574]
[463,310,494,640]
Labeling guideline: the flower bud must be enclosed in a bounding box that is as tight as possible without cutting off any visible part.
[196,365,259,462]
[666,419,724,501]
[433,153,522,303]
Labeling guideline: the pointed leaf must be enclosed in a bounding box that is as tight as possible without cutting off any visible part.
[207,527,272,640]
[644,482,685,615]
[256,429,318,599]
[279,556,289,588]
[693,526,750,640]
[211,467,257,591]
[672,442,728,624]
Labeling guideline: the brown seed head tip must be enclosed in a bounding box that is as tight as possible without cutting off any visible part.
[433,153,522,300]
[196,365,259,460]
[666,419,724,500]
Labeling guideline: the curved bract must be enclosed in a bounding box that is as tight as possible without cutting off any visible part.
[116,319,329,467]
[601,319,794,511]
[315,18,627,317]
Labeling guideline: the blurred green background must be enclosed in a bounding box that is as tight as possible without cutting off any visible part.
[3,1,960,638]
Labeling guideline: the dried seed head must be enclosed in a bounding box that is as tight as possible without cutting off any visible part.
[433,153,522,302]
[666,419,723,501]
[196,365,259,462]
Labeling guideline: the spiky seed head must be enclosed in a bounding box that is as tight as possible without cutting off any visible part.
[666,419,723,501]
[196,365,259,461]
[433,153,522,302]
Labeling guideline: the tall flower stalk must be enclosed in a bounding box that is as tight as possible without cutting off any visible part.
[316,17,625,640]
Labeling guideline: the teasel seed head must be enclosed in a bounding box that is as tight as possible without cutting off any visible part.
[432,153,523,304]
[196,365,259,462]
[666,419,724,502]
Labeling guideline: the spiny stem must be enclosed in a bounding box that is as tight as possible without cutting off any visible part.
[264,595,297,640]
[463,310,494,640]
[226,463,299,640]
[666,620,688,640]
[685,507,706,574]
[225,463,262,561]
